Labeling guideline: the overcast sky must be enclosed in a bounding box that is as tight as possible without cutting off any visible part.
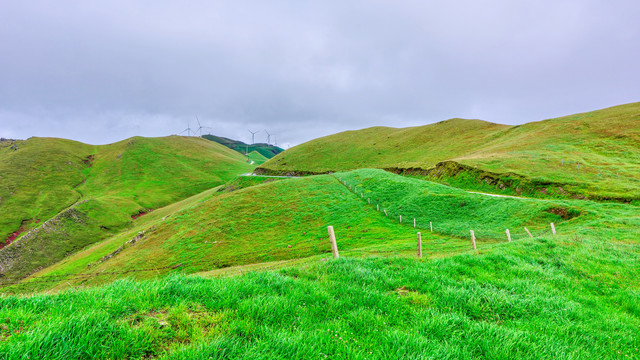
[0,1,638,147]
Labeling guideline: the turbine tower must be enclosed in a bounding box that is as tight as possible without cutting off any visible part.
[248,130,259,144]
[265,130,271,145]
[180,120,193,136]
[195,116,207,137]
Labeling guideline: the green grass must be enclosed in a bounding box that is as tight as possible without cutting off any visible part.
[247,151,269,165]
[1,235,638,359]
[8,169,639,295]
[2,160,640,358]
[0,136,253,281]
[258,102,640,200]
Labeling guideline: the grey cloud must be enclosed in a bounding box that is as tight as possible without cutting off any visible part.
[0,0,638,145]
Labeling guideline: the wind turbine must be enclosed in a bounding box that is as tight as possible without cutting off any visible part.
[196,115,212,137]
[265,130,271,145]
[248,130,259,144]
[180,120,193,136]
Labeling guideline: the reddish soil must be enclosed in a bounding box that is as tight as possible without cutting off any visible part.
[132,209,153,220]
[1,227,26,250]
[83,155,95,167]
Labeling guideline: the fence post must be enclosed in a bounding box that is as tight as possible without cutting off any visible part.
[328,226,339,259]
[506,229,511,242]
[368,198,370,204]
[384,209,388,217]
[399,215,402,223]
[550,223,556,235]
[430,222,433,232]
[524,227,533,238]
[413,218,416,228]
[417,232,423,258]
[470,230,476,250]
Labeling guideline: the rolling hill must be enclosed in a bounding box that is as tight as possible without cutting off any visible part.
[0,136,253,281]
[7,169,638,294]
[1,170,639,359]
[1,104,640,359]
[257,102,640,201]
[202,134,284,159]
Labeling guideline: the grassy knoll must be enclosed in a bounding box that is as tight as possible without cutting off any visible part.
[258,102,640,200]
[7,169,639,295]
[0,137,93,245]
[0,234,638,359]
[8,174,426,293]
[248,150,269,165]
[0,136,253,281]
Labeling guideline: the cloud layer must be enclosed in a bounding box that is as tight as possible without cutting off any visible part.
[1,1,639,146]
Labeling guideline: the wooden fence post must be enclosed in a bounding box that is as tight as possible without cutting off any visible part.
[470,230,477,250]
[384,209,388,217]
[368,198,370,204]
[430,222,433,232]
[417,232,423,258]
[399,215,402,223]
[550,223,556,235]
[524,227,533,238]
[377,204,379,211]
[413,218,416,228]
[328,226,339,259]
[506,229,511,242]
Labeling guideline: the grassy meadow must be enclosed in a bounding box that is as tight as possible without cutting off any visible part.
[1,103,640,359]
[1,234,638,359]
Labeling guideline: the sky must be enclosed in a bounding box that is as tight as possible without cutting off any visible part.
[0,1,638,147]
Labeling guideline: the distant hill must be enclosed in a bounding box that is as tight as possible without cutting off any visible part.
[0,135,253,281]
[257,102,640,201]
[247,150,269,165]
[202,134,284,159]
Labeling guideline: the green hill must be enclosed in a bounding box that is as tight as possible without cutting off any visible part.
[257,103,640,201]
[1,170,639,359]
[0,136,253,281]
[247,150,269,165]
[7,169,638,294]
[202,134,284,159]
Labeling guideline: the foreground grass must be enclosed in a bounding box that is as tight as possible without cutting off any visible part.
[1,235,638,359]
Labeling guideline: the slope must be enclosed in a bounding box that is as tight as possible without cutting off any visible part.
[247,151,269,165]
[0,136,253,281]
[258,102,640,200]
[7,169,637,294]
[1,206,639,358]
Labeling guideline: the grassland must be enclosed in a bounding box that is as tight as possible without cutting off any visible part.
[1,233,638,359]
[248,151,269,165]
[258,102,640,201]
[7,169,639,294]
[0,136,253,281]
[2,104,639,359]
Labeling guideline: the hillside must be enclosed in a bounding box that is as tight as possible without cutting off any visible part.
[257,102,640,201]
[1,170,639,358]
[0,136,253,281]
[247,150,269,165]
[6,169,638,294]
[202,134,284,159]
